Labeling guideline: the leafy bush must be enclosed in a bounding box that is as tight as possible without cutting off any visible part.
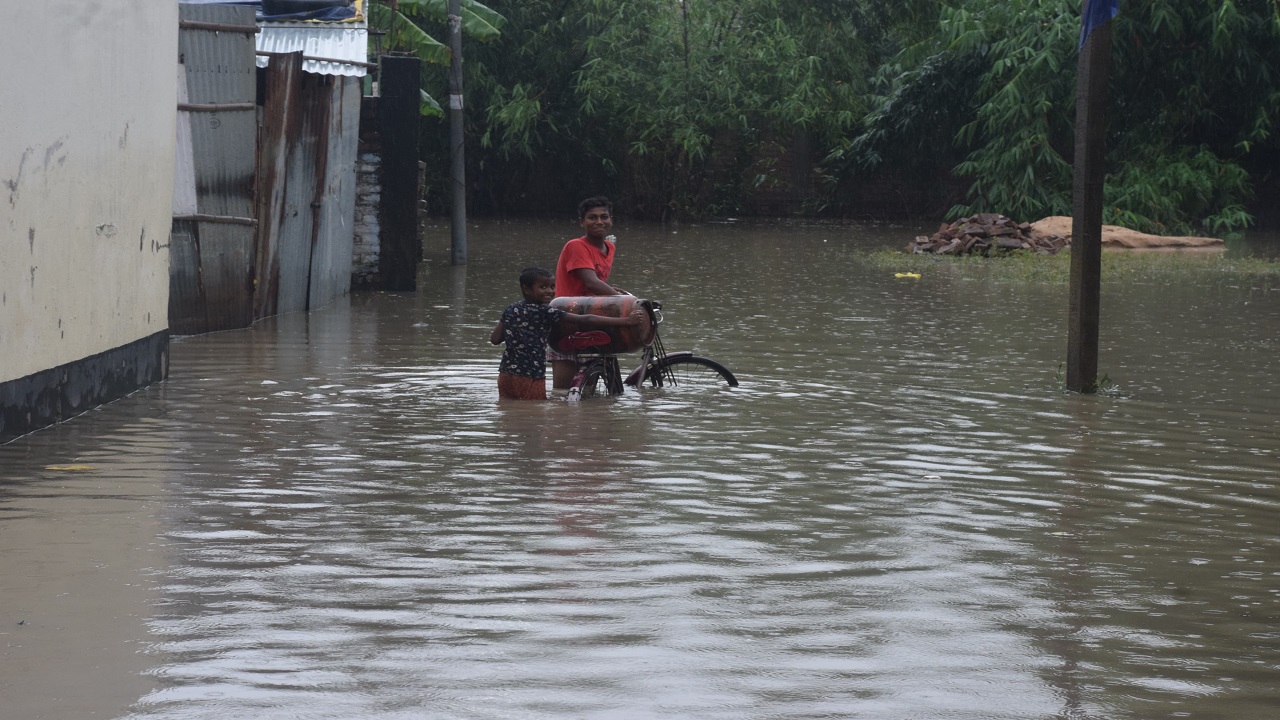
[844,0,1280,233]
[1105,147,1254,235]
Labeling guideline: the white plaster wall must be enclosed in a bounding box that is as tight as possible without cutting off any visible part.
[1,2,178,383]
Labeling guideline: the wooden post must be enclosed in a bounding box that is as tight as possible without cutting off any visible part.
[1066,3,1114,393]
[447,0,468,266]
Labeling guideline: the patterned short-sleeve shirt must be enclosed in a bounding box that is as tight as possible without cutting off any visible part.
[498,300,567,380]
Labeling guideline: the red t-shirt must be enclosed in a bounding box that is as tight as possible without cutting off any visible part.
[555,236,615,297]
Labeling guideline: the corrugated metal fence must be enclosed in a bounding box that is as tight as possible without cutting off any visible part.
[172,4,258,333]
[172,3,361,335]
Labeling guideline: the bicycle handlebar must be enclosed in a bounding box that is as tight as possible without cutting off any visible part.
[641,298,663,326]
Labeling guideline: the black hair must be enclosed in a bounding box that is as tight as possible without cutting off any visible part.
[519,266,552,288]
[577,196,613,219]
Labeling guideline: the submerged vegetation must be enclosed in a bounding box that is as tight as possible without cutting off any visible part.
[859,248,1280,288]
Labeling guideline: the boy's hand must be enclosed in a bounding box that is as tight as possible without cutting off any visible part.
[627,308,646,325]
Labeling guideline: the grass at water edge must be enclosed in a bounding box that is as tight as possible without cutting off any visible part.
[858,248,1280,288]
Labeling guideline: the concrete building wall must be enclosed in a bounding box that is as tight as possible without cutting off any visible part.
[1,3,177,440]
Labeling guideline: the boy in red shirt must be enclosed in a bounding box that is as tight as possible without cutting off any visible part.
[551,197,627,389]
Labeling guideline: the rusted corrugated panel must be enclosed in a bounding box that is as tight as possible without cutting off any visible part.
[255,51,333,318]
[274,74,329,316]
[253,51,304,321]
[197,222,256,329]
[179,4,256,220]
[170,219,254,334]
[252,39,364,320]
[168,220,206,335]
[256,23,368,77]
[174,3,259,333]
[308,75,361,309]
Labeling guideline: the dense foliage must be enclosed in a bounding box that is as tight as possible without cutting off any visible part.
[396,0,1280,230]
[367,0,505,115]
[844,0,1280,234]
[413,0,917,218]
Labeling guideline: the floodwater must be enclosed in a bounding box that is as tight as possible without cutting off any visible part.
[2,219,1278,720]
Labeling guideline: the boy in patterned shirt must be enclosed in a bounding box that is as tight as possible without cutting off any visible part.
[490,267,643,400]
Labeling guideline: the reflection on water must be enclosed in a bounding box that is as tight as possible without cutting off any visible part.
[1,219,1278,719]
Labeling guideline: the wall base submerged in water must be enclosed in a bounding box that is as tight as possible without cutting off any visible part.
[0,332,169,445]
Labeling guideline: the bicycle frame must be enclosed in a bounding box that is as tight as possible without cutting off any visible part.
[565,300,662,400]
[564,353,624,400]
[563,299,735,399]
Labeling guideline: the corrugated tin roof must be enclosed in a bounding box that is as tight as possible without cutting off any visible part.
[256,23,369,76]
[255,0,368,77]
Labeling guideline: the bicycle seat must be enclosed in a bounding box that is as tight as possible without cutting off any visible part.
[558,331,612,351]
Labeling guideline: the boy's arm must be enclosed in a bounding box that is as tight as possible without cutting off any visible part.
[490,321,505,345]
[561,308,645,328]
[569,268,622,296]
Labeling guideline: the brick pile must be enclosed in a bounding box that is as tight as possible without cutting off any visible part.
[909,213,1069,255]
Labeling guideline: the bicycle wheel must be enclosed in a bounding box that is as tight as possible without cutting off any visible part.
[643,354,738,389]
[577,361,608,399]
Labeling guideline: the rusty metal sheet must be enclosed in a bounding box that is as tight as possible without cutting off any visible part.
[261,72,359,317]
[179,6,256,221]
[307,75,361,310]
[174,3,260,333]
[167,220,206,335]
[196,221,256,330]
[253,51,305,321]
[274,74,328,316]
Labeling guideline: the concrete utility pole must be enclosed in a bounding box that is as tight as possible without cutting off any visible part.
[447,0,467,265]
[1066,0,1116,393]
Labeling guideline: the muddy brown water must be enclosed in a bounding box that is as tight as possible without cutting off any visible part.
[2,219,1278,719]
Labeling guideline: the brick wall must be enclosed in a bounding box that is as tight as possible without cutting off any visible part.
[351,151,381,288]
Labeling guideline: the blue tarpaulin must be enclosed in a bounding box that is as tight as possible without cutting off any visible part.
[178,0,359,22]
[260,1,356,22]
[1079,0,1120,48]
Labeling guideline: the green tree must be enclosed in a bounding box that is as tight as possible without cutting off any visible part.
[573,0,876,219]
[415,0,628,214]
[1105,0,1278,234]
[433,0,907,219]
[842,0,1280,234]
[366,0,505,115]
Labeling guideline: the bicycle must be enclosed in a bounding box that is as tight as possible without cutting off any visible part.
[554,298,739,400]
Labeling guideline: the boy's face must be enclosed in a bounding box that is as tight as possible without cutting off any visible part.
[579,206,613,242]
[522,277,556,304]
